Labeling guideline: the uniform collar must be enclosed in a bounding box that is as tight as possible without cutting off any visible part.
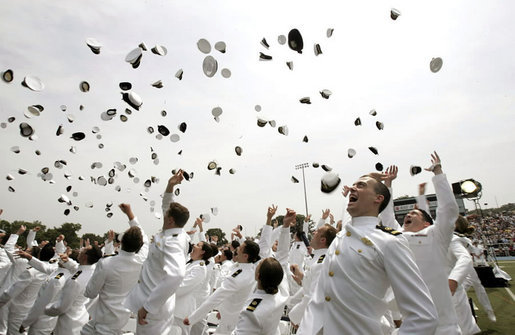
[118,250,134,256]
[163,227,184,236]
[235,262,254,270]
[350,216,380,230]
[312,248,327,258]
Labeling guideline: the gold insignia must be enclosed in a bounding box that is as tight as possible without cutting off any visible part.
[328,271,334,277]
[246,298,262,312]
[335,249,340,255]
[71,270,82,280]
[54,272,64,279]
[232,269,243,278]
[357,249,362,253]
[49,259,58,264]
[376,225,402,236]
[317,254,326,264]
[325,296,331,302]
[200,261,205,266]
[361,237,373,246]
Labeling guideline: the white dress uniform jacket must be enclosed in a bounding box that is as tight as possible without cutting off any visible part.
[82,217,149,334]
[0,233,23,334]
[233,225,290,335]
[22,268,71,335]
[124,192,189,334]
[45,264,96,335]
[448,236,481,335]
[298,217,438,335]
[382,173,461,334]
[288,247,327,325]
[188,262,256,334]
[0,264,48,335]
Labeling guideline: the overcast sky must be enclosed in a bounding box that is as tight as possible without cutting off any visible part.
[1,0,514,237]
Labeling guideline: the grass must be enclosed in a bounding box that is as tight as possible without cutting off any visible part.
[471,261,515,334]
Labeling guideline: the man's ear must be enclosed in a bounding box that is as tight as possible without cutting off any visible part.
[375,194,385,205]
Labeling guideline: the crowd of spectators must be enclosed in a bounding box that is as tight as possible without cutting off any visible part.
[467,213,515,257]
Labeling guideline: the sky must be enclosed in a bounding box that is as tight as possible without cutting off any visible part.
[0,0,514,237]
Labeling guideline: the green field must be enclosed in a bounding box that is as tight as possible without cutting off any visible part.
[471,261,515,334]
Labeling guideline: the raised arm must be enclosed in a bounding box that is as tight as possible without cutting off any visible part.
[378,166,402,230]
[448,238,473,295]
[426,152,459,247]
[276,208,295,267]
[162,169,184,215]
[259,204,277,259]
[26,226,40,249]
[416,183,431,216]
[120,203,149,263]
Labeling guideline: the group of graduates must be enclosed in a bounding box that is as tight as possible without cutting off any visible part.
[0,151,501,335]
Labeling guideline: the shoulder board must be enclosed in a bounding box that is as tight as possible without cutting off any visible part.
[296,244,300,249]
[246,298,262,312]
[231,269,243,278]
[172,234,179,237]
[49,259,58,264]
[376,225,402,236]
[26,266,33,270]
[71,270,82,280]
[54,272,65,280]
[103,253,116,258]
[317,254,326,264]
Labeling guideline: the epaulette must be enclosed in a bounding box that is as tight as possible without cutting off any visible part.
[317,254,326,264]
[103,254,116,258]
[231,269,243,278]
[246,298,262,312]
[54,272,64,280]
[71,270,82,280]
[172,234,179,237]
[49,259,58,264]
[296,244,300,249]
[376,225,402,236]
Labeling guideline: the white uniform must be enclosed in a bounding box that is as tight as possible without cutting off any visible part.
[288,248,327,325]
[82,218,149,335]
[0,265,48,335]
[382,173,462,334]
[21,268,71,335]
[188,262,256,334]
[0,233,20,334]
[45,265,96,335]
[55,240,66,255]
[298,217,438,335]
[125,192,189,335]
[233,224,290,335]
[448,236,480,335]
[173,260,209,335]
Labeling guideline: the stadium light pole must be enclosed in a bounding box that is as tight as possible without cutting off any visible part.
[295,163,310,217]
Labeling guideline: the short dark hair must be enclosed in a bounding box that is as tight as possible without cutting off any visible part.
[321,224,337,247]
[418,209,434,225]
[209,243,218,257]
[201,242,214,262]
[167,202,190,228]
[238,225,243,231]
[121,226,144,253]
[243,240,260,263]
[231,240,240,250]
[223,248,233,261]
[372,179,391,213]
[85,245,103,265]
[259,257,284,294]
[39,244,55,262]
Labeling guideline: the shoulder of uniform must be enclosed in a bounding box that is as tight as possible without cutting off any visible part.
[246,298,262,312]
[200,261,205,266]
[54,272,65,280]
[231,269,243,278]
[71,270,82,280]
[376,225,402,236]
[317,254,326,264]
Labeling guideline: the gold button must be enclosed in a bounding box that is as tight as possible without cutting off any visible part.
[335,249,340,255]
[325,296,331,302]
[358,249,362,253]
[346,231,351,237]
[329,271,334,277]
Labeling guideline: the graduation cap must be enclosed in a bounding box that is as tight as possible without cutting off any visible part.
[303,135,309,143]
[179,122,187,133]
[278,125,289,136]
[71,132,85,141]
[229,168,236,174]
[221,68,231,78]
[80,81,90,92]
[369,109,377,116]
[257,118,268,127]
[286,61,293,70]
[235,146,242,156]
[259,52,272,61]
[410,165,422,176]
[375,163,384,171]
[320,89,332,99]
[170,134,180,142]
[138,42,148,51]
[125,48,143,68]
[175,69,184,80]
[299,97,311,104]
[376,121,384,130]
[260,38,270,49]
[207,161,217,170]
[291,176,299,183]
[368,147,379,155]
[390,8,401,20]
[86,38,102,54]
[22,75,45,91]
[327,28,334,38]
[278,35,286,45]
[321,164,332,172]
[151,45,167,56]
[214,41,226,53]
[321,172,341,193]
[158,125,170,136]
[203,56,218,77]
[152,80,163,88]
[430,57,443,73]
[288,29,304,53]
[119,82,132,91]
[314,44,323,56]
[19,122,34,137]
[121,92,143,110]
[255,105,261,112]
[2,69,13,83]
[312,163,320,168]
[354,117,362,126]
[348,148,356,158]
[197,39,211,54]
